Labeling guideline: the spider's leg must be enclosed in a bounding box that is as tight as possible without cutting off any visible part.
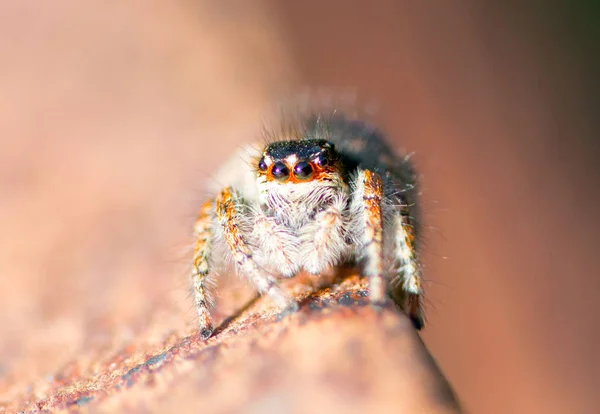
[216,187,297,312]
[393,195,424,329]
[191,199,216,339]
[353,169,386,305]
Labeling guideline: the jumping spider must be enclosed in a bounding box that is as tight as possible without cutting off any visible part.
[191,113,423,339]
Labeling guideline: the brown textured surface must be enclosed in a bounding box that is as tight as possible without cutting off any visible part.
[3,274,458,413]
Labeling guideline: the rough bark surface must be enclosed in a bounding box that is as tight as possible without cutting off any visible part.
[2,274,458,413]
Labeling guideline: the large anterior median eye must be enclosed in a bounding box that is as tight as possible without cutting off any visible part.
[293,161,313,180]
[272,161,289,181]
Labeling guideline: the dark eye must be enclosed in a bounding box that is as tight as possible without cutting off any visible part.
[258,158,268,171]
[314,153,329,167]
[271,162,289,181]
[294,161,313,180]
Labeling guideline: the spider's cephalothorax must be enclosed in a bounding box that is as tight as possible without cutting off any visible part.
[255,139,349,228]
[191,114,423,339]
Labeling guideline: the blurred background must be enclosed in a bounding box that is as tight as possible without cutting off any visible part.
[0,1,598,413]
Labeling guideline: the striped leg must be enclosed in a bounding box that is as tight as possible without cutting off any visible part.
[356,170,386,305]
[192,199,216,339]
[395,197,424,329]
[216,188,297,312]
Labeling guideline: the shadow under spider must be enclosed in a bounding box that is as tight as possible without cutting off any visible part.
[211,264,379,336]
[211,294,262,336]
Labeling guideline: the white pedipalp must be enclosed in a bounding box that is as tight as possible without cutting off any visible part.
[300,193,351,274]
[251,211,300,277]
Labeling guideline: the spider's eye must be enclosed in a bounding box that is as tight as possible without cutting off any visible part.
[258,158,268,171]
[293,161,313,180]
[271,162,289,181]
[314,153,330,167]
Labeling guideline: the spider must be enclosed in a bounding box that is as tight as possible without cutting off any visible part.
[191,113,423,339]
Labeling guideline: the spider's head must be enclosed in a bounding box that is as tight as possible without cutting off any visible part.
[255,139,347,208]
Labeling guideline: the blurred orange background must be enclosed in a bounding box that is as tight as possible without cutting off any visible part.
[1,1,598,413]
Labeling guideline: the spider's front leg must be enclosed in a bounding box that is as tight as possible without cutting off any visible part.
[215,187,298,313]
[353,169,387,306]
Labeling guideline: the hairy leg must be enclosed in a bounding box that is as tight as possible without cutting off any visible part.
[353,170,386,305]
[394,198,424,329]
[191,199,216,339]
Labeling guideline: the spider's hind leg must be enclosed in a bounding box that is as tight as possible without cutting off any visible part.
[352,168,424,329]
[390,196,424,330]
